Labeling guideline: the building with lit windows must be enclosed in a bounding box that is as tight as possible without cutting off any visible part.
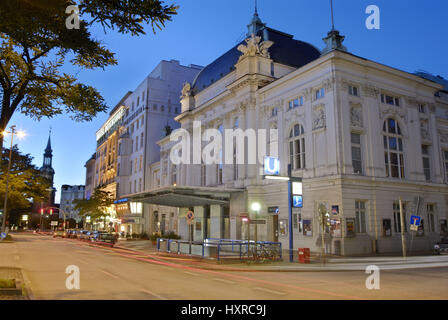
[91,97,128,230]
[60,185,85,223]
[112,59,203,236]
[127,10,448,255]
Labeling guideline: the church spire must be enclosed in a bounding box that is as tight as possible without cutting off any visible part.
[43,128,53,168]
[321,0,347,55]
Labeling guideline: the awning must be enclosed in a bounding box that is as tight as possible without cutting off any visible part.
[126,185,244,208]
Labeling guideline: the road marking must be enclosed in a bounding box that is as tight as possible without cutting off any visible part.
[13,255,20,261]
[213,278,236,285]
[253,286,287,296]
[100,270,120,280]
[184,271,200,276]
[140,288,168,300]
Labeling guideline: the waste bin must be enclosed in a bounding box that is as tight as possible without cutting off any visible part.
[298,248,310,264]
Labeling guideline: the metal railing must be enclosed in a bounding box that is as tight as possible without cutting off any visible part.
[157,237,282,262]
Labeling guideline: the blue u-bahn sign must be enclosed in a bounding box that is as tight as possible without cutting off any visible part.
[293,195,303,208]
[264,156,280,175]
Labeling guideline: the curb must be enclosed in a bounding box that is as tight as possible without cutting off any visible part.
[20,268,35,300]
[112,245,448,273]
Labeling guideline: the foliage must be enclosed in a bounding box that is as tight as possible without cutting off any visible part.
[0,278,15,288]
[164,231,181,239]
[73,187,113,222]
[0,0,178,147]
[0,145,50,213]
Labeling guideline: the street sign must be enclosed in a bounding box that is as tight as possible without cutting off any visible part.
[410,215,421,226]
[292,195,303,208]
[50,221,58,226]
[264,156,280,175]
[0,232,6,239]
[186,210,194,224]
[410,215,421,232]
[250,220,266,225]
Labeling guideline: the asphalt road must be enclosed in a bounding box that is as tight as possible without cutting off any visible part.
[1,233,448,300]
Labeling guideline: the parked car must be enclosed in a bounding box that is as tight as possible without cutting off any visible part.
[434,238,448,255]
[90,230,109,242]
[66,229,78,239]
[53,230,66,238]
[78,230,90,241]
[94,233,117,246]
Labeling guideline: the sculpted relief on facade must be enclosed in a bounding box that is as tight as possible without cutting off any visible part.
[420,119,431,141]
[312,104,326,130]
[350,103,363,128]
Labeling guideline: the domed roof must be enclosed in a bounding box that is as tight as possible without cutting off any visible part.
[191,26,321,95]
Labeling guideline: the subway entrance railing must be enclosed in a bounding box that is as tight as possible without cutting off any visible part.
[157,238,282,262]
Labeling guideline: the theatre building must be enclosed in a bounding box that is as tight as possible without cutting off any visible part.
[129,11,448,255]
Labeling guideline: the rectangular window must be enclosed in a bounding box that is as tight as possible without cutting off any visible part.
[427,204,435,233]
[139,155,143,171]
[418,104,426,113]
[383,219,392,237]
[349,85,359,97]
[135,136,139,151]
[351,133,362,174]
[288,97,304,109]
[315,88,325,100]
[393,202,407,233]
[422,145,431,181]
[443,150,448,183]
[381,94,400,106]
[355,201,367,233]
[141,133,144,148]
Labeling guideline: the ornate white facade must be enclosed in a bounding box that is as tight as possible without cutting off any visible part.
[129,13,448,256]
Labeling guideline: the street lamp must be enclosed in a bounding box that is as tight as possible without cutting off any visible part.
[1,125,26,233]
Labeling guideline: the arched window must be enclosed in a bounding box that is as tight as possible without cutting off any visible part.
[383,118,404,178]
[289,124,305,170]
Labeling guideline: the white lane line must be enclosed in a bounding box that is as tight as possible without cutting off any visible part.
[100,270,120,280]
[140,289,168,300]
[184,271,200,276]
[213,278,236,285]
[253,286,287,296]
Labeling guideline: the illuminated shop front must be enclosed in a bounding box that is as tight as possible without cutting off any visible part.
[115,198,144,236]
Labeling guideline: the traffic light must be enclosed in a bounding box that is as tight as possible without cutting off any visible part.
[50,209,53,214]
[40,209,44,215]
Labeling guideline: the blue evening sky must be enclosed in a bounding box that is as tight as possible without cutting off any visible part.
[8,0,448,202]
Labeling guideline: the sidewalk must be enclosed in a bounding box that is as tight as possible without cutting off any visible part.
[114,240,448,272]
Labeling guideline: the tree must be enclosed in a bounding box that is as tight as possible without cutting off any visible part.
[73,187,114,227]
[0,145,50,226]
[0,0,178,149]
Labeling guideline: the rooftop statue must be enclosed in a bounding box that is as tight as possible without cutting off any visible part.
[181,82,192,99]
[237,33,274,62]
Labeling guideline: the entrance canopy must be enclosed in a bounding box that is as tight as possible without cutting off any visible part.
[127,186,244,208]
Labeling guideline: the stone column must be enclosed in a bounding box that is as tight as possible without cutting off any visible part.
[210,204,223,239]
[193,206,204,241]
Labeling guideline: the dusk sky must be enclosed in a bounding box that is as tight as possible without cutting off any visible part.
[8,0,448,203]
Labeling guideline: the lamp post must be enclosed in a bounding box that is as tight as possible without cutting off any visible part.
[1,126,26,233]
